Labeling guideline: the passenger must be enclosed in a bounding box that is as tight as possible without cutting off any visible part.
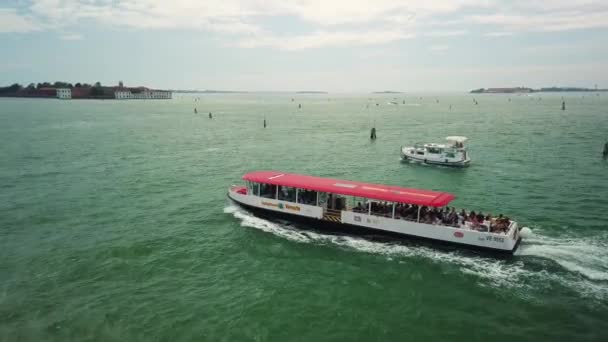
[434,215,442,225]
[446,210,454,225]
[470,212,479,228]
[504,217,511,233]
[456,210,464,225]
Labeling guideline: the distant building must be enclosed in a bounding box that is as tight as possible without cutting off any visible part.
[114,89,172,99]
[38,88,57,97]
[56,88,72,99]
[115,90,132,99]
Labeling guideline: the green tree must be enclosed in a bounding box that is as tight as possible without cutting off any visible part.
[0,83,22,94]
[36,82,51,89]
[75,82,82,87]
[25,83,36,93]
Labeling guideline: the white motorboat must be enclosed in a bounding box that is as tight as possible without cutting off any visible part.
[401,136,471,167]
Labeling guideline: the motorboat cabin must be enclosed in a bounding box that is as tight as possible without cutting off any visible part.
[401,136,471,167]
[228,171,522,254]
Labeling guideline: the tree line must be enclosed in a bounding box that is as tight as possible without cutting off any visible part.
[0,82,105,94]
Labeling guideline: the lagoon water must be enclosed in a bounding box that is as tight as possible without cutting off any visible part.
[1,93,608,341]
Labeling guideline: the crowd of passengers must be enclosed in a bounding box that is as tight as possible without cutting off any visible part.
[353,202,512,233]
[296,190,317,205]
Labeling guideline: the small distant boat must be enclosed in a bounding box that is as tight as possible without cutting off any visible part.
[401,136,471,167]
[388,101,399,105]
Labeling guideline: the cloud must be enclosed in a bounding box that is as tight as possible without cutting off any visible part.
[484,31,513,37]
[234,30,414,50]
[2,1,608,50]
[468,3,608,32]
[0,8,39,33]
[429,45,449,51]
[60,33,83,40]
[424,30,468,37]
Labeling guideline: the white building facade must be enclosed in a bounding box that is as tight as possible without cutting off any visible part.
[114,90,172,100]
[56,88,72,99]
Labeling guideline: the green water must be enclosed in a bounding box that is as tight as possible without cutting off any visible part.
[1,93,607,341]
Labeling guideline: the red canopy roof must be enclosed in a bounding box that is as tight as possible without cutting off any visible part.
[243,171,455,207]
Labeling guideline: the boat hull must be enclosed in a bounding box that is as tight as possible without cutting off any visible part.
[401,151,470,167]
[228,192,520,255]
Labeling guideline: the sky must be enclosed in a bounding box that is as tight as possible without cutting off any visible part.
[1,0,607,92]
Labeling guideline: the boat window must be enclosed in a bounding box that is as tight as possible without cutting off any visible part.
[246,181,251,194]
[327,193,346,210]
[370,201,393,218]
[297,189,317,205]
[445,152,455,158]
[317,192,328,208]
[350,197,368,213]
[427,147,441,154]
[278,186,296,202]
[259,183,277,199]
[246,181,260,196]
[416,151,425,155]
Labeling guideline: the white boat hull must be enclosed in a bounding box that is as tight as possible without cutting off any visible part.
[401,146,471,167]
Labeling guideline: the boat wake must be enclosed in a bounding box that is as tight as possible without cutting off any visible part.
[516,229,608,281]
[224,205,608,302]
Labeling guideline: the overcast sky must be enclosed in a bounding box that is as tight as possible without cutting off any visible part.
[1,0,607,92]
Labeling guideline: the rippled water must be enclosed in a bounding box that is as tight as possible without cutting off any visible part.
[1,93,607,341]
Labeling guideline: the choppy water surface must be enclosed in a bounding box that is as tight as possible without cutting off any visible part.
[1,93,607,341]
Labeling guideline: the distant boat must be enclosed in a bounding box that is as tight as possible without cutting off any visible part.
[401,136,471,167]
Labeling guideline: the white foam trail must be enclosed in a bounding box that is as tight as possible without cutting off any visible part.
[226,205,608,301]
[516,229,608,281]
[225,204,311,243]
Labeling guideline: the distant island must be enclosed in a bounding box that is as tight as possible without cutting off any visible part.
[296,91,327,94]
[471,86,607,93]
[0,81,172,99]
[373,91,403,94]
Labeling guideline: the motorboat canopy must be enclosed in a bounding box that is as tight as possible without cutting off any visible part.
[243,171,455,207]
[445,136,468,144]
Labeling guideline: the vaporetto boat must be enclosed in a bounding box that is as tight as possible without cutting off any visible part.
[228,171,523,254]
